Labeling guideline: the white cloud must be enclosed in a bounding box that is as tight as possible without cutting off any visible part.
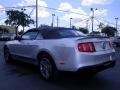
[58,2,73,11]
[18,0,50,18]
[0,18,6,25]
[89,9,108,17]
[0,5,6,25]
[59,8,89,28]
[61,8,88,20]
[58,3,88,23]
[0,5,5,16]
[58,2,109,32]
[118,21,120,30]
[95,9,108,16]
[118,21,120,25]
[58,4,90,28]
[0,5,4,9]
[81,0,112,6]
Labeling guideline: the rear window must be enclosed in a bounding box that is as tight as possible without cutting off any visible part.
[41,29,86,39]
[41,30,60,39]
[58,30,85,38]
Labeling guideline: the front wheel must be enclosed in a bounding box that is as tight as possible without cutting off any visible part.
[4,47,11,63]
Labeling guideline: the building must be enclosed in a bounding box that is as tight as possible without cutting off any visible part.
[0,25,16,34]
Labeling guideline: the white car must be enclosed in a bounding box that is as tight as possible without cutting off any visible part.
[4,27,116,81]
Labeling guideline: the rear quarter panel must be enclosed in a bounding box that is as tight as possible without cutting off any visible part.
[33,39,77,71]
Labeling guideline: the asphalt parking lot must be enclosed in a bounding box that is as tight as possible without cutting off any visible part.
[0,48,120,90]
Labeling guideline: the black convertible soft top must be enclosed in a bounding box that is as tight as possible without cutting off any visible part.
[26,27,85,39]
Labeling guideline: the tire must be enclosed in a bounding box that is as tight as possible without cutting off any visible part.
[4,47,12,63]
[38,54,58,81]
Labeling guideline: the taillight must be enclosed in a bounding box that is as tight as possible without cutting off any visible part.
[78,42,96,52]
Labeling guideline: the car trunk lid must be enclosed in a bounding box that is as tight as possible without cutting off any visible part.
[76,36,113,52]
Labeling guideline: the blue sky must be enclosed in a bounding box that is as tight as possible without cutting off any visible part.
[0,0,120,31]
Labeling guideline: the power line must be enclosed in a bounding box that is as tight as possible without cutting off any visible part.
[0,5,88,17]
[38,5,88,16]
[94,18,120,29]
[29,7,35,16]
[77,17,91,22]
[95,17,116,26]
[95,17,120,27]
[0,5,119,28]
[59,17,90,23]
[0,5,36,10]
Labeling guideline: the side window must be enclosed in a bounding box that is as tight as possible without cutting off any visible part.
[36,32,43,40]
[21,31,38,40]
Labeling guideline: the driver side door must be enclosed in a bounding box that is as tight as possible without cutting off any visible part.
[10,30,39,61]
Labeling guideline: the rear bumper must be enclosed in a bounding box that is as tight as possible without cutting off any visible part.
[77,60,116,72]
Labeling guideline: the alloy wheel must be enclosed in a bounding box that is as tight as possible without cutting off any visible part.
[39,58,52,79]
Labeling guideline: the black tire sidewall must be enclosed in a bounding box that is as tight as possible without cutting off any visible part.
[38,54,56,81]
[4,47,11,63]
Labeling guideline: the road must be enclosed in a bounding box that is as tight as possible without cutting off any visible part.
[0,49,120,90]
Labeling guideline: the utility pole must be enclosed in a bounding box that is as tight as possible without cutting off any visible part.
[91,8,97,33]
[115,17,119,36]
[70,18,72,28]
[86,20,89,30]
[36,0,38,28]
[51,14,55,27]
[57,16,59,27]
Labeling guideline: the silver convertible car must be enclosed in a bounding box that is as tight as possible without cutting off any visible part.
[4,27,116,81]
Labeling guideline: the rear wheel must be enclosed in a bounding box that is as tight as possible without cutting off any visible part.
[4,47,11,63]
[38,54,58,81]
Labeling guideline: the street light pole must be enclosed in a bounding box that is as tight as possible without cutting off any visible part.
[70,18,72,28]
[36,0,38,28]
[57,16,59,27]
[91,8,97,33]
[51,14,55,27]
[86,20,89,30]
[115,17,119,36]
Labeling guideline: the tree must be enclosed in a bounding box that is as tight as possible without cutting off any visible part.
[97,22,105,30]
[5,10,34,36]
[72,25,76,29]
[78,27,89,34]
[39,24,51,28]
[101,26,117,36]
